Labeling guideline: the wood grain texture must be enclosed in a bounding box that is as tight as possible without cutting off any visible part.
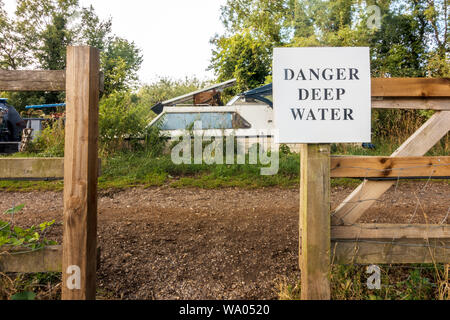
[0,158,101,180]
[193,90,220,106]
[62,46,100,300]
[372,78,450,97]
[332,224,450,240]
[0,70,65,91]
[0,246,62,273]
[0,158,64,179]
[332,239,450,264]
[331,156,450,178]
[372,98,450,110]
[0,69,104,92]
[332,111,450,226]
[300,144,331,300]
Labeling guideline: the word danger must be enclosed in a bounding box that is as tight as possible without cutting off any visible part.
[284,67,360,122]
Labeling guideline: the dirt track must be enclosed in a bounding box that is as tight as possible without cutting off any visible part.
[0,181,449,300]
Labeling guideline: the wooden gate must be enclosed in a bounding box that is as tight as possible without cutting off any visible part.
[300,78,450,300]
[0,46,101,300]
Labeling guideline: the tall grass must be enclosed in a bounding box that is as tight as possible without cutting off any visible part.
[278,264,450,300]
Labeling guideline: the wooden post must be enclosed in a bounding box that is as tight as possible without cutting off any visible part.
[300,144,331,300]
[62,46,100,300]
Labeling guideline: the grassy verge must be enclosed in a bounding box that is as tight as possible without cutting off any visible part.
[279,264,450,300]
[0,152,362,191]
[1,138,448,192]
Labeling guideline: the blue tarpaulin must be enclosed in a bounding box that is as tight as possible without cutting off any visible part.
[25,103,66,109]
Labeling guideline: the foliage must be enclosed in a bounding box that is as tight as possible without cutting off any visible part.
[213,0,449,80]
[210,29,273,94]
[137,77,208,106]
[26,119,65,157]
[102,37,143,96]
[10,291,36,300]
[98,91,165,155]
[211,0,450,139]
[278,264,449,300]
[0,0,143,110]
[0,204,56,251]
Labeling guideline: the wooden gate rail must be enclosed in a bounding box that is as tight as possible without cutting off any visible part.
[331,239,450,264]
[0,158,101,180]
[0,46,101,300]
[301,78,449,299]
[0,246,101,273]
[331,156,450,178]
[0,69,104,92]
[332,111,450,226]
[0,246,62,273]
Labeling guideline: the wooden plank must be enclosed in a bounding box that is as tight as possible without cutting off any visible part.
[332,239,450,264]
[332,224,450,240]
[0,246,101,273]
[372,78,450,97]
[372,98,450,110]
[194,90,220,106]
[0,158,102,180]
[331,156,450,178]
[0,70,65,91]
[332,111,450,226]
[0,158,64,179]
[300,144,331,300]
[0,246,62,273]
[62,46,100,301]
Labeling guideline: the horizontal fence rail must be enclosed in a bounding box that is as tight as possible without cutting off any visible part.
[0,70,66,91]
[0,246,101,273]
[331,156,450,178]
[0,158,64,179]
[0,158,101,180]
[0,246,62,273]
[372,98,450,110]
[332,224,450,240]
[1,73,448,98]
[0,70,104,92]
[372,78,450,97]
[332,239,450,264]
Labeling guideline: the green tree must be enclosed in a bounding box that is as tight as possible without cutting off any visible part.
[211,0,449,142]
[101,37,143,96]
[210,30,273,93]
[212,0,449,85]
[137,77,207,107]
[0,0,30,70]
[77,5,112,51]
[0,0,143,110]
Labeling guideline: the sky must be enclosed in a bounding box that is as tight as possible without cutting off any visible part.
[3,0,227,84]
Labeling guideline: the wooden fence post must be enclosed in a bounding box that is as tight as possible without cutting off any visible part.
[62,46,100,300]
[300,144,331,300]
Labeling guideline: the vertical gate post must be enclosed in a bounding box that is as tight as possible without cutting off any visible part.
[62,46,100,300]
[300,144,331,300]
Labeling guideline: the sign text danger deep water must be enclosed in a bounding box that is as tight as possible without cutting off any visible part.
[273,47,371,143]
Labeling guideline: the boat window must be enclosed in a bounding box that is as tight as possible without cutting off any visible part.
[159,112,251,130]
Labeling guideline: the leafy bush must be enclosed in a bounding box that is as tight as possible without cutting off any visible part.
[0,204,56,250]
[26,119,65,157]
[137,77,207,106]
[99,91,162,155]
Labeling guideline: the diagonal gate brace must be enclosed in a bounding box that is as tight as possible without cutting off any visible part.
[332,111,450,226]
